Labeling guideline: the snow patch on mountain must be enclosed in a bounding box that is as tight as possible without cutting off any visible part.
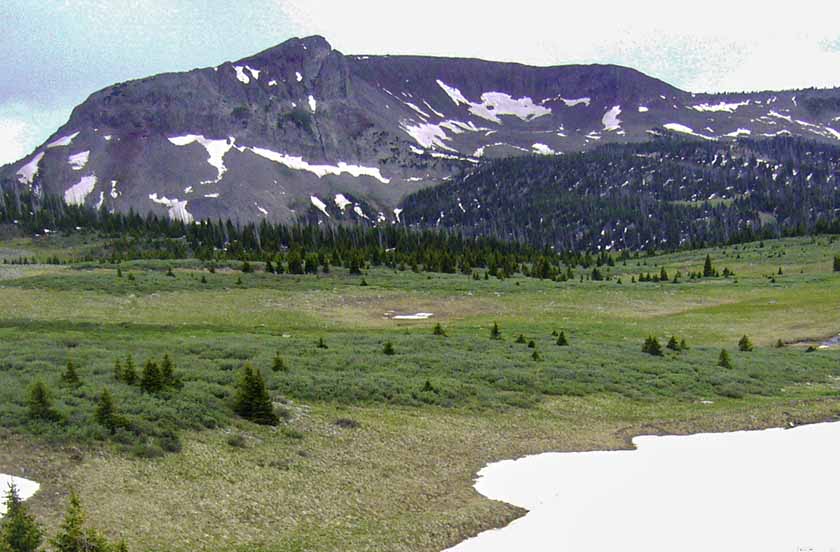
[602,106,622,132]
[68,151,90,171]
[65,175,97,205]
[296,71,303,82]
[149,193,193,223]
[663,123,716,141]
[334,193,352,211]
[532,143,556,155]
[234,66,260,84]
[249,147,391,184]
[725,128,752,138]
[168,135,236,184]
[310,195,330,217]
[691,101,750,113]
[393,208,403,223]
[308,95,317,112]
[354,205,369,219]
[435,80,550,124]
[638,106,649,113]
[46,131,80,149]
[110,180,119,199]
[16,152,44,184]
[437,80,470,106]
[541,95,591,107]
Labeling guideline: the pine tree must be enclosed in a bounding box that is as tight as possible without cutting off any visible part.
[642,336,663,356]
[122,355,136,385]
[160,354,178,388]
[718,349,733,369]
[515,334,526,344]
[140,360,163,393]
[113,359,123,382]
[556,331,569,346]
[271,353,287,373]
[490,322,501,340]
[531,350,541,361]
[116,267,122,278]
[666,336,680,351]
[28,380,58,422]
[660,267,669,281]
[679,338,688,351]
[0,483,43,552]
[61,360,80,387]
[383,342,395,355]
[200,274,207,284]
[432,323,446,336]
[775,339,785,348]
[738,335,754,352]
[166,266,175,278]
[94,389,118,435]
[233,365,278,426]
[316,337,328,349]
[51,490,112,552]
[527,340,536,348]
[833,255,840,272]
[703,254,714,277]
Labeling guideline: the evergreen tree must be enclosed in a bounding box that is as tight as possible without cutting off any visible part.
[0,483,43,552]
[738,335,754,352]
[834,256,840,272]
[51,490,113,552]
[271,353,287,373]
[556,331,569,346]
[642,336,663,356]
[432,323,446,336]
[233,365,278,426]
[160,354,178,388]
[61,360,80,387]
[703,254,714,277]
[775,338,785,348]
[490,322,501,340]
[527,340,536,348]
[660,267,669,281]
[679,338,688,351]
[166,266,175,278]
[140,360,163,393]
[122,355,136,386]
[383,342,395,355]
[113,359,123,382]
[27,381,58,422]
[531,350,541,361]
[316,337,328,349]
[515,334,527,344]
[94,389,118,435]
[666,336,680,351]
[718,349,733,369]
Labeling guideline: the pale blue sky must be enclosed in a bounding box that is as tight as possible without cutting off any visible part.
[3,0,840,165]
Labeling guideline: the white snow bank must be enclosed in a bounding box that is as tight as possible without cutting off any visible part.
[725,128,752,138]
[393,208,404,223]
[310,195,330,217]
[401,119,487,151]
[308,95,317,112]
[0,475,39,517]
[691,100,750,113]
[392,312,433,320]
[638,106,649,113]
[64,175,97,205]
[168,135,235,183]
[250,147,390,184]
[296,71,303,82]
[436,81,550,124]
[16,152,44,185]
[531,143,556,155]
[663,123,715,140]
[445,421,840,552]
[68,150,90,171]
[46,132,80,149]
[149,193,193,223]
[541,95,591,107]
[334,193,352,211]
[602,105,622,132]
[233,65,260,84]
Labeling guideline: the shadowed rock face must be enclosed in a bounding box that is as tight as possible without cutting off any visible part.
[4,35,840,224]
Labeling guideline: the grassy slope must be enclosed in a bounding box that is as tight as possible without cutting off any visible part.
[1,235,839,551]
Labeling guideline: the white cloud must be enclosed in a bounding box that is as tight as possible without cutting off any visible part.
[282,0,840,92]
[0,119,31,166]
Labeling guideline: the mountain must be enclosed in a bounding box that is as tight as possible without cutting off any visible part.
[3,35,840,225]
[402,136,840,251]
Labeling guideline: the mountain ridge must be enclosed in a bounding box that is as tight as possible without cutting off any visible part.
[3,35,840,225]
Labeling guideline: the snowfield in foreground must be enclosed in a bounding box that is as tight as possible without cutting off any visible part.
[445,421,840,552]
[0,474,39,517]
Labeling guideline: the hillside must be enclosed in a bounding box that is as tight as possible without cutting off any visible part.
[3,36,840,225]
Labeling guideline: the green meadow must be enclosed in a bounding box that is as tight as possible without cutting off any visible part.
[1,235,839,551]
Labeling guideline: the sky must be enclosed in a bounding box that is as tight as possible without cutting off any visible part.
[2,0,840,165]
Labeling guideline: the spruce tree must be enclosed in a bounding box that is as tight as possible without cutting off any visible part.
[775,339,785,348]
[834,255,840,272]
[160,354,178,388]
[140,360,163,393]
[383,342,395,355]
[660,267,669,281]
[94,389,118,435]
[490,322,501,340]
[527,340,536,348]
[113,359,123,382]
[531,350,541,361]
[271,353,287,373]
[316,337,328,349]
[61,360,80,387]
[679,338,688,351]
[738,335,754,352]
[233,365,278,426]
[0,483,43,552]
[703,254,714,277]
[28,381,58,422]
[666,336,680,351]
[556,331,569,346]
[515,334,527,344]
[122,355,136,385]
[51,491,112,552]
[432,323,446,336]
[718,349,733,369]
[642,336,663,356]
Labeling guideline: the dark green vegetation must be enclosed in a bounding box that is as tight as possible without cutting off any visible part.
[403,136,840,249]
[1,234,840,551]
